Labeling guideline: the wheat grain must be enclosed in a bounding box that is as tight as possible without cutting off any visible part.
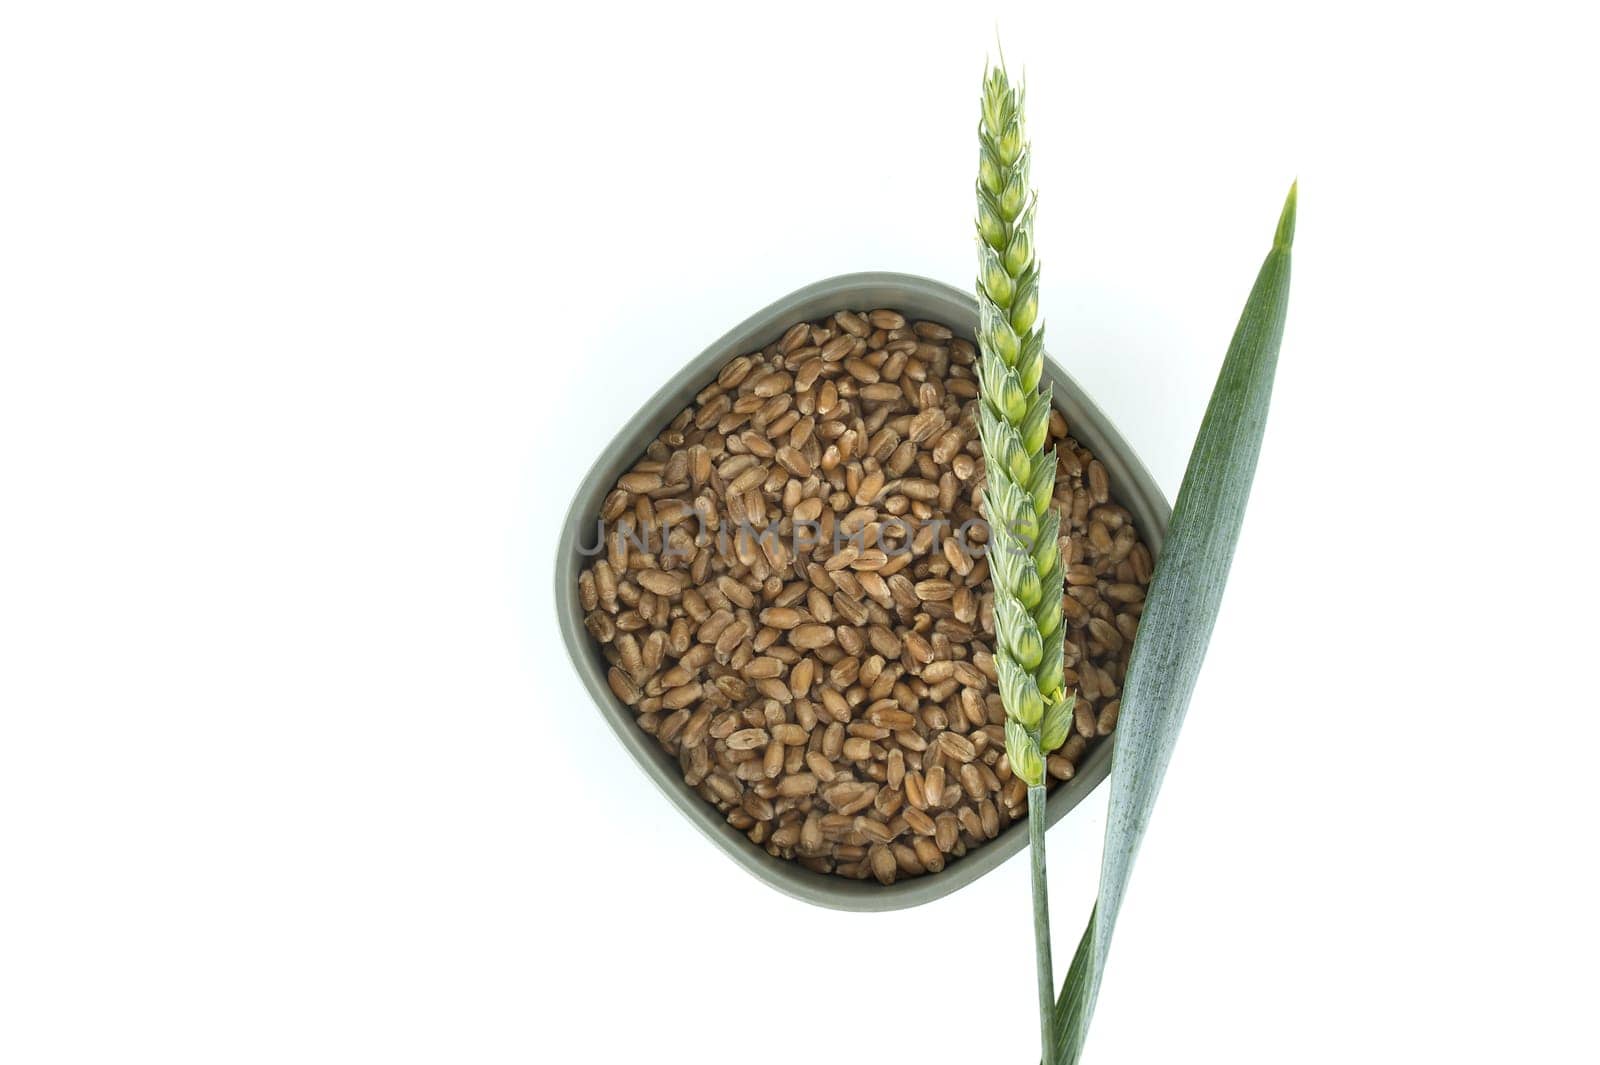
[577,305,1148,883]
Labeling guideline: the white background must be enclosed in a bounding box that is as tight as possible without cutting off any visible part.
[3,2,1597,1062]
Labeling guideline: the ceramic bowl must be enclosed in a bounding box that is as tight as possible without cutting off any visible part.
[554,272,1171,910]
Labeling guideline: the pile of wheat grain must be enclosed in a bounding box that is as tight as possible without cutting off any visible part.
[577,309,1149,884]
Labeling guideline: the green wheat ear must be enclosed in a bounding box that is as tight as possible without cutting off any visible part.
[975,62,1070,789]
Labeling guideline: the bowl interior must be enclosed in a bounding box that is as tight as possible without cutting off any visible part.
[554,272,1171,911]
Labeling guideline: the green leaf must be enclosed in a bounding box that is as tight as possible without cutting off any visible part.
[1052,181,1296,1065]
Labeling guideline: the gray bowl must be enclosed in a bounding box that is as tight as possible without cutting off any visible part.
[554,272,1171,911]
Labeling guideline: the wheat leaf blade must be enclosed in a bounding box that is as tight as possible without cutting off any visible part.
[1052,181,1297,1064]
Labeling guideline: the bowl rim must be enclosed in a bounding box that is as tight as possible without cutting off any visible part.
[553,271,1172,911]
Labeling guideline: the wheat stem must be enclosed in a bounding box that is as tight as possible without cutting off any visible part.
[1029,783,1055,1064]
